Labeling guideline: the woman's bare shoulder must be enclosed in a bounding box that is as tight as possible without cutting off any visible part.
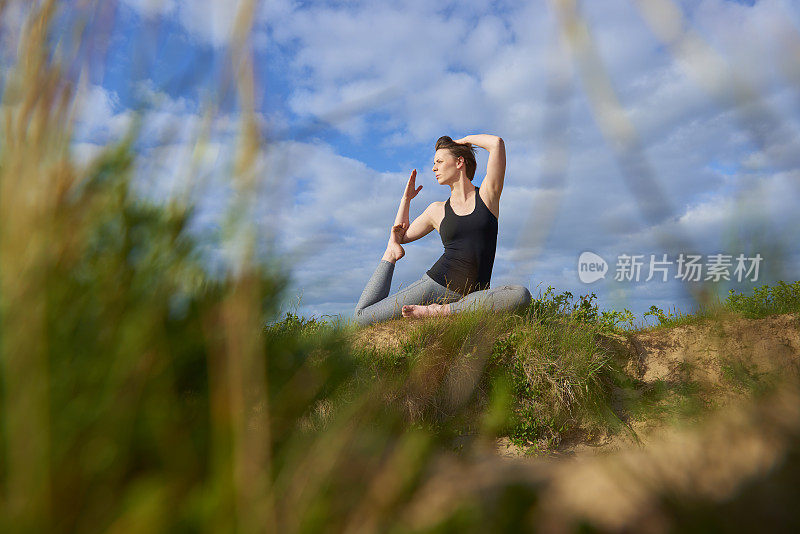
[427,201,446,229]
[426,200,446,216]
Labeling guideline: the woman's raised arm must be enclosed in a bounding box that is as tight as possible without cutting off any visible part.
[453,134,505,208]
[390,168,436,244]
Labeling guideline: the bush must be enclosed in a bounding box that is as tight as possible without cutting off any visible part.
[489,319,616,451]
[726,281,800,318]
[526,286,635,331]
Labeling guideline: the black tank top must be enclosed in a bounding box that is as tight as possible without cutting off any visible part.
[426,187,498,295]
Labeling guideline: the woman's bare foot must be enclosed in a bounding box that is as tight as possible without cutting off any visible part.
[382,224,406,263]
[401,303,451,318]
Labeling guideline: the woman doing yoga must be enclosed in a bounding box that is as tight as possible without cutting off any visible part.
[353,134,532,327]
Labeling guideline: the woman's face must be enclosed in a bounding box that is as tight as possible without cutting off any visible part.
[432,149,462,185]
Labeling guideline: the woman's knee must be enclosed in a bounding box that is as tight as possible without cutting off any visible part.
[353,302,403,327]
[504,285,532,309]
[353,308,367,326]
[353,306,380,327]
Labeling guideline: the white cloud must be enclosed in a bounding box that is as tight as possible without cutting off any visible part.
[73,84,135,146]
[122,0,296,47]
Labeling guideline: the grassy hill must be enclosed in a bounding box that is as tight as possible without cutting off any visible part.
[253,281,800,531]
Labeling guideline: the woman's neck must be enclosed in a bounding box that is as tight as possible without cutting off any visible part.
[449,176,475,202]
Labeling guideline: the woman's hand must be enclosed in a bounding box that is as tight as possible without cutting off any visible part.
[391,222,409,242]
[403,169,423,200]
[395,170,420,233]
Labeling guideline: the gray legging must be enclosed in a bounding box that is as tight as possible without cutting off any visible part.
[353,260,532,326]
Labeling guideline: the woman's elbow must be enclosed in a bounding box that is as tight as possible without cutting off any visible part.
[485,136,504,153]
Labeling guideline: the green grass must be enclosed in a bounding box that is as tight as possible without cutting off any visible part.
[315,280,800,454]
[257,283,800,533]
[267,299,624,456]
[726,281,800,319]
[488,317,617,451]
[238,279,800,457]
[627,281,800,332]
[336,289,630,454]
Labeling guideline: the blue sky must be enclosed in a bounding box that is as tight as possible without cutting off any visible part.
[6,0,799,324]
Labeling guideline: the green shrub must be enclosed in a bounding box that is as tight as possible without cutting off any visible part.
[526,286,635,332]
[489,319,616,451]
[726,281,800,318]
